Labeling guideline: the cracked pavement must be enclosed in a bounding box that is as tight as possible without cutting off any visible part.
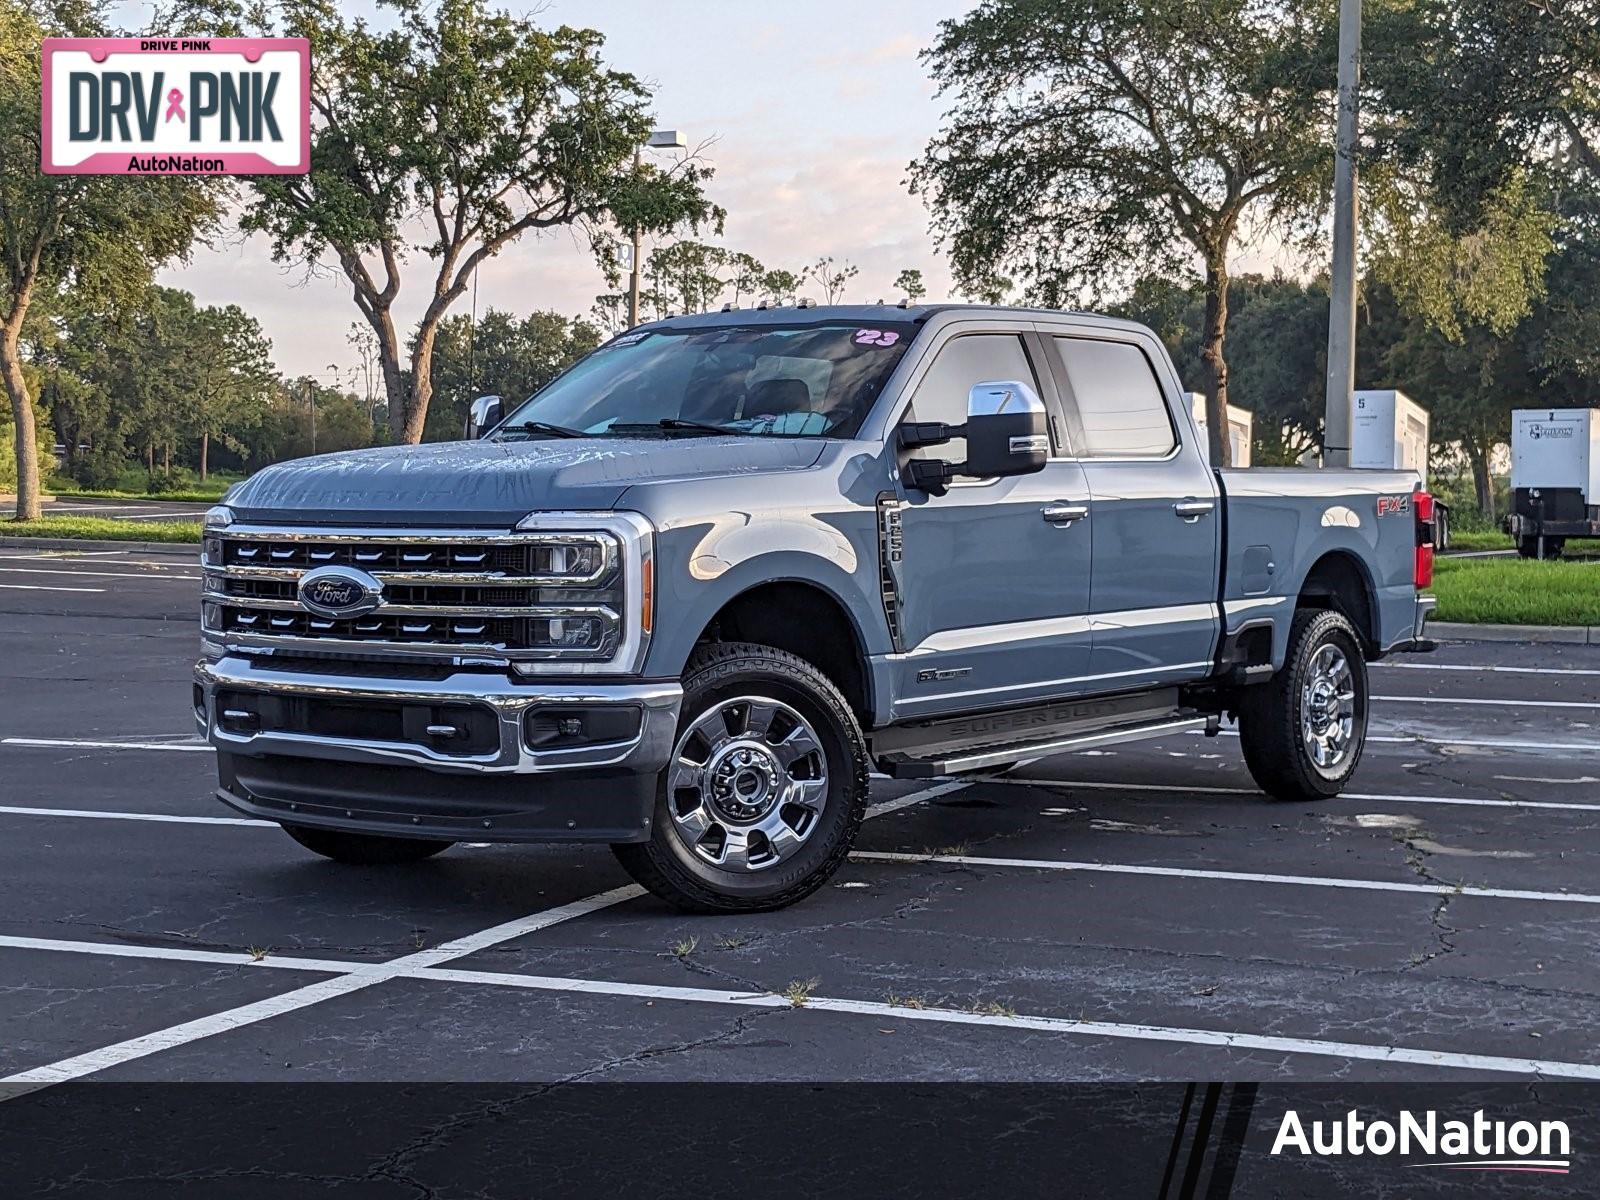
[4,550,1600,1088]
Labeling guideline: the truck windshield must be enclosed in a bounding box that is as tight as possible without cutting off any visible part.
[494,321,918,440]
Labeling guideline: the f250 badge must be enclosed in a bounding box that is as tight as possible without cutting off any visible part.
[1376,495,1412,517]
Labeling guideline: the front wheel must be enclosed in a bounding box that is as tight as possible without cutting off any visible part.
[1237,608,1368,801]
[613,642,870,913]
[283,824,454,865]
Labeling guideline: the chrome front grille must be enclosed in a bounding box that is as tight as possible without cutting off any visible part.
[202,528,623,663]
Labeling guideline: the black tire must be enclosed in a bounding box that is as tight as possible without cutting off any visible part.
[1518,535,1564,560]
[613,641,870,913]
[283,824,454,865]
[1237,608,1368,801]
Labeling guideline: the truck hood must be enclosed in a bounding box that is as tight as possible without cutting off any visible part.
[223,436,828,527]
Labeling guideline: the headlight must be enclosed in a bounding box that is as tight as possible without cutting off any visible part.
[512,512,654,674]
[203,505,235,529]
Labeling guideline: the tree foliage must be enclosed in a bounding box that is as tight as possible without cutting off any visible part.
[208,0,718,445]
[423,307,600,441]
[0,0,218,516]
[909,0,1336,465]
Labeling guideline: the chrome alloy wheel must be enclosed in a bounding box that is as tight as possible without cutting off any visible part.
[1300,642,1358,774]
[667,695,829,872]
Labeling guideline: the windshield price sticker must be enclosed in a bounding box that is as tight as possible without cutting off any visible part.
[42,37,310,175]
[853,329,900,347]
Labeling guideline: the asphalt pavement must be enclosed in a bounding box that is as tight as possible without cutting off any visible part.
[4,542,1600,1086]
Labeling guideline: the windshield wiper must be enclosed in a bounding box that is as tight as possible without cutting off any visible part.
[607,418,745,436]
[495,420,586,440]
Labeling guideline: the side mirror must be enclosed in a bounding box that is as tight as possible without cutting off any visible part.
[963,380,1050,477]
[901,379,1050,493]
[465,395,504,440]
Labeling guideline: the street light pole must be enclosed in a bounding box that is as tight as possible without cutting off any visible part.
[1323,0,1361,468]
[627,130,687,328]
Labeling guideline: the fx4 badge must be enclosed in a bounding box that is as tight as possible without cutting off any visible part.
[1377,495,1412,517]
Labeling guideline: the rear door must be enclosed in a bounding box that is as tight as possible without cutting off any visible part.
[1039,326,1221,690]
[887,326,1095,719]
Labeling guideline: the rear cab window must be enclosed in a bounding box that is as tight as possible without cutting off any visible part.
[1051,337,1178,459]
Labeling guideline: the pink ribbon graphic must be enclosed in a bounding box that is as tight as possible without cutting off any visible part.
[164,88,185,123]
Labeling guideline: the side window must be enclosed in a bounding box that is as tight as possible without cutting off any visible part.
[1053,337,1177,458]
[902,334,1041,460]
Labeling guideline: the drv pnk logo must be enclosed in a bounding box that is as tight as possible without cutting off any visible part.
[42,37,309,175]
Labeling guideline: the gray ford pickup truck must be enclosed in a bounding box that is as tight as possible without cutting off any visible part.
[196,304,1436,911]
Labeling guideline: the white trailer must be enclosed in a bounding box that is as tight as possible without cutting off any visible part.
[1350,390,1430,482]
[1508,408,1600,558]
[1188,393,1253,467]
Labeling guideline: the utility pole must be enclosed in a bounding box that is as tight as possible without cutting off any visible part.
[1323,0,1361,468]
[626,130,687,328]
[306,378,316,455]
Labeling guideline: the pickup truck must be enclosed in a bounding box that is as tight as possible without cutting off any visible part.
[196,304,1436,911]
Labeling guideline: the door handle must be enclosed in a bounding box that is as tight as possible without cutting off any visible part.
[1041,503,1088,526]
[1173,499,1215,521]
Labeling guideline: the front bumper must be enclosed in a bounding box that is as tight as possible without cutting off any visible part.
[195,656,681,842]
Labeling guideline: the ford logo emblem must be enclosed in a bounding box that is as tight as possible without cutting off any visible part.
[297,566,383,619]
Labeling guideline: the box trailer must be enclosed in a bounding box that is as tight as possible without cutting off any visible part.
[1188,393,1253,467]
[1508,408,1600,558]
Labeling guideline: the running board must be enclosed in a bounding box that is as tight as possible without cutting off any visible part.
[876,715,1213,778]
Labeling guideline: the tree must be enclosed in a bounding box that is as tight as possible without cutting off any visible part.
[894,268,928,304]
[229,0,718,446]
[909,0,1335,466]
[760,268,802,306]
[424,308,600,441]
[806,255,858,304]
[186,301,276,480]
[645,240,731,316]
[0,0,217,516]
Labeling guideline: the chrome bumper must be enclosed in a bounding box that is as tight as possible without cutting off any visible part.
[194,655,681,775]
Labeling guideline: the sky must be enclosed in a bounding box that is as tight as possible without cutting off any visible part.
[128,0,981,382]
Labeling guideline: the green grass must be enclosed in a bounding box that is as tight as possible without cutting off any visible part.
[1442,530,1513,553]
[1431,555,1600,625]
[1,516,202,543]
[44,470,238,504]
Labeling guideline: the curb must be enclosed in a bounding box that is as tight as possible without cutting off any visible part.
[1431,620,1596,645]
[0,536,199,557]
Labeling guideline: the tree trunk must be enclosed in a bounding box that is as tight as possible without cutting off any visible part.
[1199,256,1233,468]
[1467,440,1495,521]
[368,307,410,446]
[404,323,439,446]
[199,431,209,481]
[1,319,42,520]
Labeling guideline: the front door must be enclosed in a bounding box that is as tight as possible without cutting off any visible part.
[887,330,1095,720]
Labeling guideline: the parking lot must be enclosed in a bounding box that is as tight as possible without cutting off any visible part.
[4,540,1600,1086]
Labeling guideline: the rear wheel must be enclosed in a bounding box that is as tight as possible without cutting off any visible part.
[1517,535,1564,559]
[613,642,869,913]
[283,825,454,865]
[1238,608,1368,801]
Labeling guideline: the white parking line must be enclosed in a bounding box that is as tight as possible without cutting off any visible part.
[0,805,269,826]
[0,884,646,1090]
[1375,694,1600,710]
[4,931,1596,1080]
[994,777,1600,813]
[0,780,969,1090]
[0,935,354,974]
[0,583,105,593]
[0,738,212,752]
[0,567,200,582]
[1377,662,1600,678]
[852,850,1600,905]
[1212,729,1600,754]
